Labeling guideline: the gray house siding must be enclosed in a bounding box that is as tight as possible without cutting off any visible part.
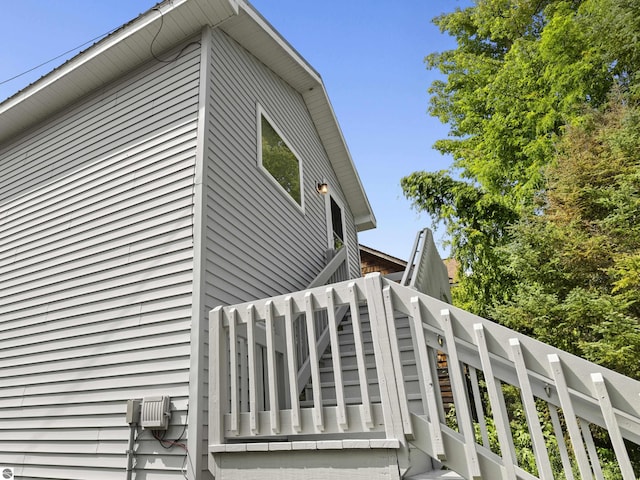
[0,43,201,479]
[205,27,360,309]
[194,27,363,476]
[0,16,368,480]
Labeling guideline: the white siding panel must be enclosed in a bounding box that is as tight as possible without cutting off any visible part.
[0,145,196,248]
[0,42,201,479]
[205,28,361,311]
[1,342,190,378]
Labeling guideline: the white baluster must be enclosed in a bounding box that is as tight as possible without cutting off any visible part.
[474,323,516,480]
[508,338,554,480]
[591,373,635,480]
[327,286,348,430]
[265,300,280,434]
[284,296,301,433]
[229,308,239,435]
[348,282,373,429]
[410,296,445,460]
[442,309,481,480]
[247,305,259,435]
[305,292,324,431]
[548,354,592,479]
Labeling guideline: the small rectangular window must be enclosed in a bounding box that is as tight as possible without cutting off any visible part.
[330,196,344,250]
[260,113,302,206]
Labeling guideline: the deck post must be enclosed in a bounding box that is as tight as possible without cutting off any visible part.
[363,273,406,443]
[210,306,228,446]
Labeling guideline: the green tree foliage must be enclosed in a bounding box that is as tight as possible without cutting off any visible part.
[400,171,518,315]
[492,99,640,378]
[403,0,640,335]
[408,8,640,470]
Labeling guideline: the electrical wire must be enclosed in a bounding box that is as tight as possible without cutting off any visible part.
[0,6,197,88]
[151,414,192,479]
[150,7,200,63]
[152,429,187,450]
[0,28,120,87]
[151,430,195,480]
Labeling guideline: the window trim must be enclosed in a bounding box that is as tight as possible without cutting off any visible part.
[256,105,305,213]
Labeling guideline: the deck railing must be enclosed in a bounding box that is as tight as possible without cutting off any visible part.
[384,278,640,479]
[209,275,394,444]
[401,227,451,302]
[209,273,640,479]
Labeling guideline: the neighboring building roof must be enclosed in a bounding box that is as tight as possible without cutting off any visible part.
[359,244,407,276]
[360,244,458,288]
[443,258,458,286]
[0,0,376,232]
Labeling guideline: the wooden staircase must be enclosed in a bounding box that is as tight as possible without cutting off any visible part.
[208,230,640,479]
[304,309,424,415]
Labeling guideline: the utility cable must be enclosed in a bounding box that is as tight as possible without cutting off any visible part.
[150,7,200,63]
[0,27,120,87]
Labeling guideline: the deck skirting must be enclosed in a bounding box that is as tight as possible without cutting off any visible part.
[210,445,403,480]
[210,437,400,453]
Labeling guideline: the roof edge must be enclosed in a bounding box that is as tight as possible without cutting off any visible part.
[0,0,240,144]
[0,0,376,232]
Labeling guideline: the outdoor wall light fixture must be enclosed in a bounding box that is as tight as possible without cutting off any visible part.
[316,181,329,195]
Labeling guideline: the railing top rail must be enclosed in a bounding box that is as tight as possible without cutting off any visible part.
[400,228,426,287]
[400,228,451,302]
[214,276,368,323]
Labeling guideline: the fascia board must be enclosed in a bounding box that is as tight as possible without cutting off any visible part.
[0,0,376,232]
[303,87,376,232]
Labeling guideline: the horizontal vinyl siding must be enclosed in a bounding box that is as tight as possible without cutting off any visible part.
[205,28,361,308]
[0,43,201,479]
[196,28,363,475]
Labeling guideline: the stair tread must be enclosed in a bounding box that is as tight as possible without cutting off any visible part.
[405,471,464,480]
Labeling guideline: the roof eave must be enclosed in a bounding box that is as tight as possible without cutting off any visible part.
[0,0,240,145]
[224,3,376,231]
[0,0,376,231]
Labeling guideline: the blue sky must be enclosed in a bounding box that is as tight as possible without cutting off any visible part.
[0,1,469,260]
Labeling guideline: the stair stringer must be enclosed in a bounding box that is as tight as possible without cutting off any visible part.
[409,413,503,480]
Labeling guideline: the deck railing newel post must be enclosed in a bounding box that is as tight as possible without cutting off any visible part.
[210,306,228,446]
[363,273,406,444]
